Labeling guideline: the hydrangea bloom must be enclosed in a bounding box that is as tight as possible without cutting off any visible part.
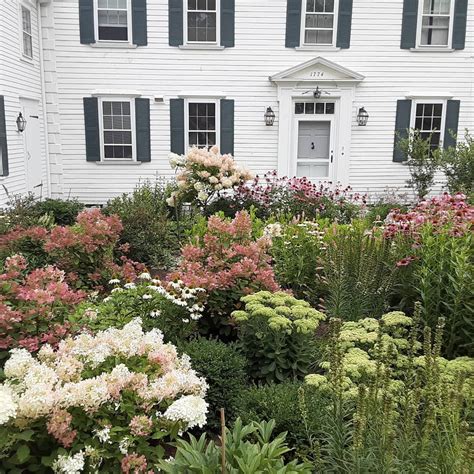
[163,395,208,429]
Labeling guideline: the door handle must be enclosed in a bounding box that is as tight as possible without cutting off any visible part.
[311,142,315,150]
[331,151,334,163]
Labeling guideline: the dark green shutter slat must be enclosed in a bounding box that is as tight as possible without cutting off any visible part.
[444,100,460,149]
[169,0,184,46]
[135,98,151,162]
[393,100,412,162]
[79,0,95,44]
[285,0,302,48]
[400,0,418,49]
[0,96,8,176]
[132,0,147,46]
[170,99,185,155]
[83,97,101,162]
[220,99,234,156]
[452,0,468,50]
[336,0,353,49]
[221,0,235,47]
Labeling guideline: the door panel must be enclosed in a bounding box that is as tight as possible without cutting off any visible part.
[297,121,331,178]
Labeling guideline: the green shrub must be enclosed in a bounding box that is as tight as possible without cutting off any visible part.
[105,180,193,271]
[232,291,326,383]
[158,418,312,473]
[179,338,248,430]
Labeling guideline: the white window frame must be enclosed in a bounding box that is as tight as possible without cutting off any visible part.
[301,0,339,47]
[98,97,137,162]
[184,98,220,151]
[94,0,133,44]
[410,99,447,149]
[416,0,455,49]
[184,0,220,45]
[20,4,33,59]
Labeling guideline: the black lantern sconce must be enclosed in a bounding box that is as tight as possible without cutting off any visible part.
[264,107,276,126]
[357,107,369,127]
[16,112,27,133]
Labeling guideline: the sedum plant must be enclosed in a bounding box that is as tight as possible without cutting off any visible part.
[0,318,208,473]
[232,291,326,383]
[158,418,312,473]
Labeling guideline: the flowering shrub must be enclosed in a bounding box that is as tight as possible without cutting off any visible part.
[73,274,206,345]
[210,171,366,222]
[167,146,253,208]
[0,255,86,359]
[0,208,145,290]
[170,211,279,335]
[0,319,208,473]
[232,291,326,383]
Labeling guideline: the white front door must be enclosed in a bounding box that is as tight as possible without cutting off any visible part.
[20,98,43,197]
[296,120,333,180]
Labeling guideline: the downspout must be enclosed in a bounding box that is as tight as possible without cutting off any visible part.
[37,0,52,198]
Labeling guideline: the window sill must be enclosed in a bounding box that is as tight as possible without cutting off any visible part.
[19,55,34,66]
[95,160,143,165]
[295,45,340,52]
[179,44,225,50]
[409,47,455,53]
[90,42,137,49]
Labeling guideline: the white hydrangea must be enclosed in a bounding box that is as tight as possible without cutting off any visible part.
[52,451,85,474]
[93,426,111,443]
[0,385,17,425]
[163,395,208,429]
[4,348,37,380]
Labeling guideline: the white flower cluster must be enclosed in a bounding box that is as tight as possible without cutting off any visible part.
[0,319,207,426]
[52,451,85,474]
[163,395,208,429]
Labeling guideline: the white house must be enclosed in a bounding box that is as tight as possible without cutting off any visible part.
[0,0,472,205]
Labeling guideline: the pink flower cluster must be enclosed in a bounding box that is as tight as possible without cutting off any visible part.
[384,193,473,238]
[0,255,86,353]
[121,453,152,474]
[170,211,279,296]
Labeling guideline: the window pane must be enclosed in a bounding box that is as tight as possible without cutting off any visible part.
[423,0,451,14]
[305,29,333,44]
[188,102,216,148]
[325,103,335,114]
[297,163,329,178]
[102,101,132,159]
[414,103,444,151]
[315,103,325,114]
[99,26,128,41]
[295,103,305,114]
[305,103,315,114]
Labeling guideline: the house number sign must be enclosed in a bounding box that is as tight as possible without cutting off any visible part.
[310,71,324,77]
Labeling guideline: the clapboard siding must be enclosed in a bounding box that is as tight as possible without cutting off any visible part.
[0,0,49,207]
[11,0,474,203]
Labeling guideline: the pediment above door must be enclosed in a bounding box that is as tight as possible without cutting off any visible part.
[270,57,365,84]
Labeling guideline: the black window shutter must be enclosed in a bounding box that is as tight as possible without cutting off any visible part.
[221,0,235,47]
[132,0,147,46]
[79,0,95,44]
[135,98,151,162]
[336,0,353,49]
[83,97,101,162]
[220,99,234,156]
[0,96,9,177]
[170,99,185,155]
[452,0,468,50]
[393,99,412,162]
[444,100,461,149]
[400,0,418,49]
[285,0,302,48]
[169,0,184,46]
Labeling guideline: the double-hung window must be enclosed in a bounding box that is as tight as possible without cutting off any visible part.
[21,6,33,58]
[418,0,454,47]
[412,102,445,151]
[96,0,130,42]
[302,0,337,46]
[186,101,218,149]
[100,100,135,160]
[186,0,219,44]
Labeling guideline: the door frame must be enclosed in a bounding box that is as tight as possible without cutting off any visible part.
[292,111,337,181]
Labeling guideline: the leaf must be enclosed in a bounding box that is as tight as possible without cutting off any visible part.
[16,444,30,464]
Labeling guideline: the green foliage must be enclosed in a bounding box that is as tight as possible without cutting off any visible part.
[436,130,474,196]
[322,221,401,321]
[415,225,473,357]
[105,180,194,271]
[179,338,247,431]
[232,291,325,383]
[158,418,312,473]
[397,129,440,199]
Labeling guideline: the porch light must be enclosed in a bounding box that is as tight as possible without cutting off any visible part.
[357,107,369,126]
[16,112,27,133]
[264,107,276,126]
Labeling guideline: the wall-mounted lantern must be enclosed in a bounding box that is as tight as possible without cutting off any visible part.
[264,107,276,126]
[357,107,369,126]
[16,112,27,133]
